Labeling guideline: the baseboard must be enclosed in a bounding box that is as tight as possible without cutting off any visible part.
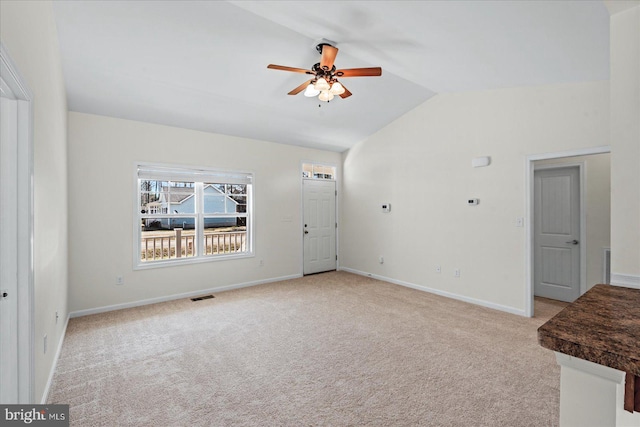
[40,314,70,404]
[68,274,303,318]
[610,273,640,289]
[339,267,526,317]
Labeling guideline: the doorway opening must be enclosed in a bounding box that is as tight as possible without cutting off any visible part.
[525,147,611,317]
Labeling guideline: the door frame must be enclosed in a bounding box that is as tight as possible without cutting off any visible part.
[1,42,35,403]
[300,161,339,275]
[524,146,610,317]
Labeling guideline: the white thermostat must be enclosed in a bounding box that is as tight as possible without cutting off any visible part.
[382,203,391,212]
[467,199,479,206]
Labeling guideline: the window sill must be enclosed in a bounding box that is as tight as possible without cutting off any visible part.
[133,252,254,270]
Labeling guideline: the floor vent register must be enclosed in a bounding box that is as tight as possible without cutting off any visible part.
[191,295,215,302]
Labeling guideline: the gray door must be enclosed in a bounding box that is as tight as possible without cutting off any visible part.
[534,167,581,302]
[303,179,336,275]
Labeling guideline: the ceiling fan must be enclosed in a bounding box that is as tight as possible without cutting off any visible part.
[267,42,382,102]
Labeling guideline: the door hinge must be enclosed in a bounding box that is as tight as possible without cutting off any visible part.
[335,222,337,228]
[335,190,337,196]
[336,255,338,260]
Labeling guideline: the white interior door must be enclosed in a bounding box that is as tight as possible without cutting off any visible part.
[1,45,33,403]
[303,179,336,275]
[1,91,19,403]
[534,166,581,302]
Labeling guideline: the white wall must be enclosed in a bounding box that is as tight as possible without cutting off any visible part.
[534,153,611,290]
[67,112,341,312]
[610,5,640,282]
[0,0,68,402]
[341,81,609,314]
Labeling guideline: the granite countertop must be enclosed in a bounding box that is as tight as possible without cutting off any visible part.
[538,284,640,376]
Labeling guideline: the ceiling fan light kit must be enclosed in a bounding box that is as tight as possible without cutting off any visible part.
[330,82,345,95]
[318,90,334,102]
[314,77,331,91]
[303,84,320,97]
[267,42,382,102]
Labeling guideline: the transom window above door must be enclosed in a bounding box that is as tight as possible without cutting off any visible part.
[302,163,336,180]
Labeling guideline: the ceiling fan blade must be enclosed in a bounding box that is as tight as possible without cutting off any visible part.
[288,79,313,96]
[320,45,338,71]
[335,67,382,77]
[339,85,352,99]
[267,64,314,75]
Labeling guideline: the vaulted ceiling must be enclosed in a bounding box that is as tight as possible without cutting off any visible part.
[52,1,610,152]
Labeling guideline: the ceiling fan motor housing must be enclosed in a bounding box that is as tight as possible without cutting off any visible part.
[312,63,337,82]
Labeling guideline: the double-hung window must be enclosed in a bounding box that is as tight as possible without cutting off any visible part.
[136,163,253,268]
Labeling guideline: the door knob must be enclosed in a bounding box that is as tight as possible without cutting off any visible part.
[565,240,579,245]
[1,292,7,298]
[304,231,309,234]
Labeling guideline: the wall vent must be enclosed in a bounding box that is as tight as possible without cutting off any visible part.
[191,295,215,301]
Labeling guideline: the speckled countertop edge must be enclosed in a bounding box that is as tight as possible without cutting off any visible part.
[537,284,640,376]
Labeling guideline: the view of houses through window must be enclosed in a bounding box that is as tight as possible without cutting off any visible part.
[137,164,252,266]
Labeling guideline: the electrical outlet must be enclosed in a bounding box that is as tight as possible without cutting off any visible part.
[379,256,384,264]
[436,265,441,273]
[259,259,264,267]
[116,276,124,285]
[43,335,47,354]
[454,268,461,278]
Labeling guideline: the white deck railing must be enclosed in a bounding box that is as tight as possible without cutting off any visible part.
[141,229,246,261]
[203,232,246,255]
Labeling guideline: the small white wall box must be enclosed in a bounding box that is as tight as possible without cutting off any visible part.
[382,203,391,212]
[472,156,491,168]
[468,199,479,205]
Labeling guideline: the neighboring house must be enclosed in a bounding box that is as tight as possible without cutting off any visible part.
[144,185,241,230]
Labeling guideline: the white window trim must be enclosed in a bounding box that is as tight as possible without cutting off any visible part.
[133,162,254,270]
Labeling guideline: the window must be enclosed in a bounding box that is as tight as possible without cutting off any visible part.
[302,163,336,180]
[136,163,253,268]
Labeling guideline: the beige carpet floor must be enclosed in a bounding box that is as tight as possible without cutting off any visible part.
[48,271,567,426]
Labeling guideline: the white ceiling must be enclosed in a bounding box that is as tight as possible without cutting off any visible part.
[52,1,610,152]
